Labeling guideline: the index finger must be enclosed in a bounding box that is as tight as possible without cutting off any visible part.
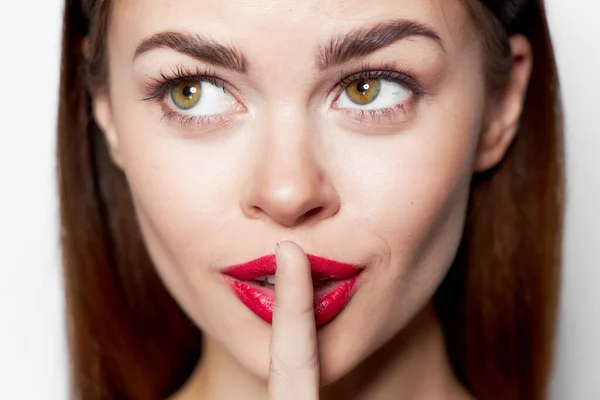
[268,241,320,400]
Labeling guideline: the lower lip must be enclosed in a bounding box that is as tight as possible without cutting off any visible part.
[225,277,359,328]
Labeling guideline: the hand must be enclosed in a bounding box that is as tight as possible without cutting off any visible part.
[268,241,320,400]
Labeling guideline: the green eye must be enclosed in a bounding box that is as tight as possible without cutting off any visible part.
[345,78,381,105]
[170,81,202,110]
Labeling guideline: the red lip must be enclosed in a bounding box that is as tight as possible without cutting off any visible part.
[222,254,362,327]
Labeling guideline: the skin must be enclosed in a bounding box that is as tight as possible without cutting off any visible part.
[91,0,532,398]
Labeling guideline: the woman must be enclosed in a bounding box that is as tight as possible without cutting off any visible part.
[57,0,563,398]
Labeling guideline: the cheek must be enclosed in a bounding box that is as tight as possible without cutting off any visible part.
[335,110,480,270]
[106,95,249,312]
[317,97,484,379]
[110,123,260,343]
[105,54,245,270]
[112,106,240,258]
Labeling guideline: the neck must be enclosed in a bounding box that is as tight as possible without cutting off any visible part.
[172,303,473,400]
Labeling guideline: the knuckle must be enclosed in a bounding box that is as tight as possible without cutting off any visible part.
[269,354,291,385]
[269,354,285,375]
[298,302,315,319]
[273,300,314,320]
[304,350,320,371]
[270,349,320,373]
[273,295,314,319]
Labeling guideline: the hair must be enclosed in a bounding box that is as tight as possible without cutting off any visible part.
[57,0,564,398]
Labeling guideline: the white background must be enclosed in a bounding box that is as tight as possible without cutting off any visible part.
[0,0,598,398]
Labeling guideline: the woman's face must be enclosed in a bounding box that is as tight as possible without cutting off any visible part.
[95,0,512,384]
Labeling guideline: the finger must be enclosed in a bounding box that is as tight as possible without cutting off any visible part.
[268,241,320,400]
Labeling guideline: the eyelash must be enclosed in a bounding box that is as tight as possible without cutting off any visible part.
[333,63,426,123]
[142,65,231,128]
[142,63,426,129]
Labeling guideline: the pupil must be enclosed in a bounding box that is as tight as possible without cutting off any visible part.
[357,81,370,94]
[182,85,196,98]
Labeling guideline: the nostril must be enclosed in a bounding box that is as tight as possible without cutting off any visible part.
[302,206,323,221]
[249,205,265,218]
[241,176,341,226]
[250,204,325,226]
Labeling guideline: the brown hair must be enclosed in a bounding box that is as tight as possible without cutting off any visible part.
[57,0,563,398]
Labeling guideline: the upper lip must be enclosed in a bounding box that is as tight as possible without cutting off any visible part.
[222,254,362,281]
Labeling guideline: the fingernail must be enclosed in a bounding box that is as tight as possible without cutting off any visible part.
[275,242,286,267]
[275,242,282,259]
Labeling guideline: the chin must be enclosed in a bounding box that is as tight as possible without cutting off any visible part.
[220,290,397,388]
[199,296,376,386]
[245,319,373,386]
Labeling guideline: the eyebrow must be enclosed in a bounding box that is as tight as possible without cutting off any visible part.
[134,31,248,73]
[317,19,443,70]
[133,19,442,74]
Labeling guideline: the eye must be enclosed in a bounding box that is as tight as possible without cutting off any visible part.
[170,81,201,110]
[168,79,236,116]
[337,78,411,110]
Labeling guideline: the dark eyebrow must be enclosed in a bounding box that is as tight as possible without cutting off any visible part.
[134,31,248,73]
[317,19,443,71]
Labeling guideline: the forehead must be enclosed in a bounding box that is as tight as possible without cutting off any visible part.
[109,0,475,59]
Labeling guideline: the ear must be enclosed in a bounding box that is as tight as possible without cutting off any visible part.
[92,91,124,169]
[473,35,533,172]
[82,36,123,169]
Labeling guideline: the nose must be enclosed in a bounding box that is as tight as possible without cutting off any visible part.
[240,130,340,228]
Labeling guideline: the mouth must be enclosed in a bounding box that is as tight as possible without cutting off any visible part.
[222,254,363,328]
